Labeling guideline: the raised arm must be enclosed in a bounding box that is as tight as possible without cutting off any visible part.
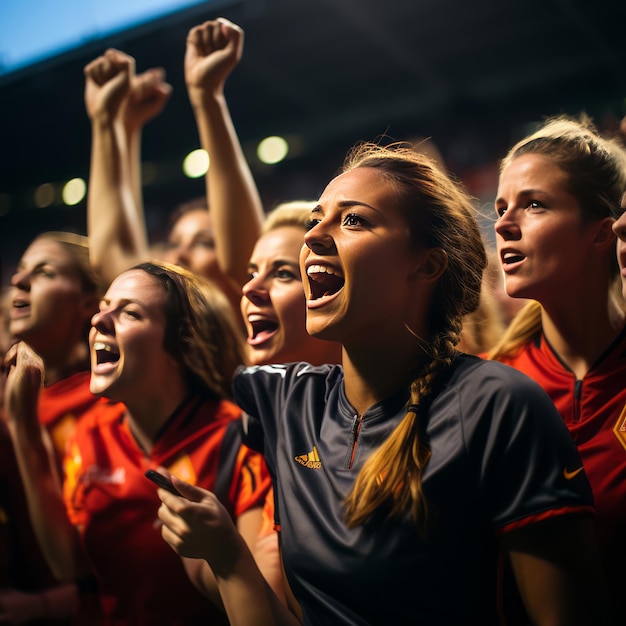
[158,478,300,626]
[185,18,264,289]
[502,515,610,626]
[3,342,89,583]
[85,49,171,287]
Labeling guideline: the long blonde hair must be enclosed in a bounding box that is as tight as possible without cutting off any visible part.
[341,143,487,530]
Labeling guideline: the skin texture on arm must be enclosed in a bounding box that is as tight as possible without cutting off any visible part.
[185,18,264,290]
[84,49,171,287]
[158,477,301,626]
[503,515,610,626]
[3,342,90,584]
[0,584,77,624]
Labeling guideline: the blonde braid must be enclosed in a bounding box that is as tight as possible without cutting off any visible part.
[344,319,462,532]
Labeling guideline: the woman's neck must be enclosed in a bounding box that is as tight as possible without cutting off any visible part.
[123,384,191,455]
[541,293,625,378]
[341,343,427,416]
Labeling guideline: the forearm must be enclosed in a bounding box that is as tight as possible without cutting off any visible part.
[212,532,300,626]
[8,422,86,582]
[87,117,149,286]
[124,121,145,216]
[39,583,78,620]
[190,90,264,286]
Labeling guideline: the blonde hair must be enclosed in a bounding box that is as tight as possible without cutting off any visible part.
[340,143,487,530]
[488,115,626,360]
[459,287,505,355]
[261,201,317,235]
[34,231,102,295]
[133,262,247,400]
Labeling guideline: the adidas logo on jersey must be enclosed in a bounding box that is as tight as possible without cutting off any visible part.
[295,446,321,469]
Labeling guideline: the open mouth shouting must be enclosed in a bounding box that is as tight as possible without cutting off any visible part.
[246,315,279,346]
[306,264,345,306]
[93,341,120,374]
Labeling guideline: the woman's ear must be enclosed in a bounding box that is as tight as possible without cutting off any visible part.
[590,217,618,253]
[410,248,448,283]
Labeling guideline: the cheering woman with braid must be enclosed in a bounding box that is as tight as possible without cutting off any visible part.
[155,142,606,625]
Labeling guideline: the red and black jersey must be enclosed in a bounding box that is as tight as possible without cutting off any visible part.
[494,325,626,615]
[63,394,270,626]
[235,357,593,626]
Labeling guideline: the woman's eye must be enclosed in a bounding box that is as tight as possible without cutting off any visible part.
[526,200,543,210]
[122,309,140,319]
[495,205,507,218]
[192,238,215,250]
[343,213,366,227]
[34,266,55,277]
[276,268,298,281]
[304,218,321,231]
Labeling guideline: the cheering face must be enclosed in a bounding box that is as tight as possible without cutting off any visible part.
[89,269,178,402]
[495,153,599,304]
[241,225,331,365]
[9,238,95,356]
[300,167,426,348]
[613,192,626,299]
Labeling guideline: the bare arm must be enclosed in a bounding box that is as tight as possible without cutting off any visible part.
[85,49,171,286]
[3,343,89,583]
[502,515,609,626]
[0,584,77,624]
[185,18,264,289]
[121,66,172,217]
[158,477,300,626]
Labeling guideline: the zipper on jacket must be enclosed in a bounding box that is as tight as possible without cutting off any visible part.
[348,414,363,470]
[573,379,582,422]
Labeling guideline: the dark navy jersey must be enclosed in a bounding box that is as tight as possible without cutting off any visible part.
[235,355,593,626]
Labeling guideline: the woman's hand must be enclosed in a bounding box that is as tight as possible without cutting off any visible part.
[157,477,244,577]
[3,341,43,434]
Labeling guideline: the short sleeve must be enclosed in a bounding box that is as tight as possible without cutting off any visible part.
[463,363,594,531]
[230,444,272,518]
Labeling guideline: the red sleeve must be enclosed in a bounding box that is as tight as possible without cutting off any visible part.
[231,445,272,518]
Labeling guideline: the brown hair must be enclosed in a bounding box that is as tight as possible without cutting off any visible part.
[340,143,487,530]
[133,261,247,400]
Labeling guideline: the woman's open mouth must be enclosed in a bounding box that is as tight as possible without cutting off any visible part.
[247,315,279,346]
[306,264,345,303]
[93,341,120,374]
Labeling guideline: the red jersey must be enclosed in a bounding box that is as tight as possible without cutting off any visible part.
[63,395,270,626]
[494,326,626,614]
[39,371,99,463]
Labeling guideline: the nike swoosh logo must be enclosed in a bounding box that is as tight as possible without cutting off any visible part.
[563,466,584,480]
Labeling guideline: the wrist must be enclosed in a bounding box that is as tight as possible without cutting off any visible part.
[209,530,250,581]
[91,112,118,132]
[187,86,225,110]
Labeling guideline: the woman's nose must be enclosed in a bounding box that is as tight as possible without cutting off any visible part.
[494,209,521,241]
[303,221,335,254]
[91,308,113,333]
[10,269,30,290]
[242,272,271,305]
